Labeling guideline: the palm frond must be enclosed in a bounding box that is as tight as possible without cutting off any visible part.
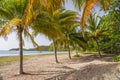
[81,0,97,35]
[72,0,110,36]
[24,29,41,50]
[22,0,34,29]
[0,18,21,36]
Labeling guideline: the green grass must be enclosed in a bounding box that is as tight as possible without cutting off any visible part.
[0,53,67,66]
[113,55,120,62]
[0,55,39,66]
[84,51,98,54]
[73,54,80,57]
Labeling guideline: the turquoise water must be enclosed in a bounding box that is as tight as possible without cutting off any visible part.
[0,50,57,57]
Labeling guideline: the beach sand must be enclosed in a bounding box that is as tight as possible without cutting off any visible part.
[0,54,120,80]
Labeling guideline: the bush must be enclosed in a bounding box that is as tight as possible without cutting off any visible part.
[113,55,120,62]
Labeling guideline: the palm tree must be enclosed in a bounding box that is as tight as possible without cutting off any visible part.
[59,24,87,59]
[0,0,40,74]
[0,0,27,74]
[72,0,111,34]
[86,13,109,57]
[17,0,65,65]
[31,7,79,62]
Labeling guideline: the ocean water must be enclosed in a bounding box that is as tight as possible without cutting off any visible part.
[0,50,58,57]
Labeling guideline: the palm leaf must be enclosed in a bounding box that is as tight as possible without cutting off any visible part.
[24,30,41,50]
[0,18,21,36]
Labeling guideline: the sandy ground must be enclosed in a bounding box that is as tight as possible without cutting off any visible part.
[0,54,120,80]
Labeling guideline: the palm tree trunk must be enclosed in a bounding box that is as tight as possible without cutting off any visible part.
[76,47,78,55]
[68,45,71,59]
[95,39,102,58]
[53,40,59,63]
[18,26,24,74]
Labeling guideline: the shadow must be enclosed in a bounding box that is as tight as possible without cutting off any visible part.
[13,66,76,80]
[45,63,120,80]
[21,71,68,76]
[45,70,75,80]
[45,66,76,80]
[66,54,115,64]
[65,63,120,80]
[0,76,3,80]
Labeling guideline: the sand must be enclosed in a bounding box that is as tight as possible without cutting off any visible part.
[0,54,120,80]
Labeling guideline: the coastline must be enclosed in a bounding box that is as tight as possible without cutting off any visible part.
[0,50,67,57]
[0,52,68,66]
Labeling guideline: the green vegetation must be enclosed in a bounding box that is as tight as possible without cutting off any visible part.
[73,54,80,57]
[0,56,37,66]
[99,1,120,54]
[84,52,98,54]
[113,55,120,62]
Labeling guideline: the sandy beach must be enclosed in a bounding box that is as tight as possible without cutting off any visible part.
[0,54,120,80]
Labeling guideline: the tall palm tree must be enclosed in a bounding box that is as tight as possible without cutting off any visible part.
[0,0,40,74]
[86,13,109,57]
[59,24,87,59]
[17,0,65,65]
[72,0,111,35]
[0,0,27,74]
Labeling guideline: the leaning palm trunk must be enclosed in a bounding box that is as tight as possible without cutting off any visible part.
[18,25,24,74]
[68,45,71,59]
[95,39,102,57]
[53,40,59,63]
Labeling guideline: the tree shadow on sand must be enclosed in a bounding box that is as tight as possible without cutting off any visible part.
[0,76,3,80]
[66,54,115,64]
[13,66,76,80]
[46,63,120,80]
[22,66,75,75]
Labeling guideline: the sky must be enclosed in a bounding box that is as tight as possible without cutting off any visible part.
[0,0,76,50]
[0,0,105,50]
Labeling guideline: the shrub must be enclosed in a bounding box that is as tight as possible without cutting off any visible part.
[113,55,120,62]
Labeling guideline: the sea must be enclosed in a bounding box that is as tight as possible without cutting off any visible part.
[0,50,66,57]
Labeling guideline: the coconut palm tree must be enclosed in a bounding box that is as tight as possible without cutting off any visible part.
[72,0,111,35]
[86,13,109,57]
[0,0,40,74]
[0,0,27,74]
[58,24,87,59]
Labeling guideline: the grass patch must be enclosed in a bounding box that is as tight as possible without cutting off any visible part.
[0,55,38,66]
[84,51,98,54]
[0,53,67,66]
[73,54,80,57]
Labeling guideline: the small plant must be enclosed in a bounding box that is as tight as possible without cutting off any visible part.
[73,54,80,57]
[113,55,120,62]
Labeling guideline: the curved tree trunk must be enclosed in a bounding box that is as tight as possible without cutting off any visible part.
[18,26,24,74]
[95,39,102,58]
[53,40,59,63]
[68,45,71,59]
